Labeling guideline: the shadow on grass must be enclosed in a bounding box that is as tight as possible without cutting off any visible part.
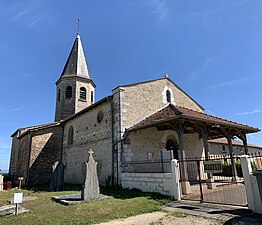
[25,184,170,202]
[100,187,171,202]
[26,183,82,192]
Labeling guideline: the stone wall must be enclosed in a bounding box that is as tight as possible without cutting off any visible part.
[121,173,174,196]
[9,135,20,175]
[15,134,30,184]
[114,78,203,131]
[122,127,204,165]
[63,101,112,186]
[55,76,95,121]
[209,142,262,156]
[28,125,63,185]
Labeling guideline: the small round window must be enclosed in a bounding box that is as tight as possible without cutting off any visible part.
[97,111,104,123]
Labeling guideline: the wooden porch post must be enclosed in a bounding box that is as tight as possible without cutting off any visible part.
[226,136,238,182]
[177,121,191,194]
[242,134,249,155]
[201,127,216,189]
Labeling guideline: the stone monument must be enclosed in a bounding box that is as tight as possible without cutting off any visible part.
[81,149,100,200]
[50,161,64,191]
[0,174,3,191]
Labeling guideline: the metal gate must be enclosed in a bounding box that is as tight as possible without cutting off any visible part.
[179,156,247,207]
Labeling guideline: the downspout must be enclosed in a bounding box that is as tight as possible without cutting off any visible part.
[110,99,115,186]
[26,132,32,186]
[117,89,123,187]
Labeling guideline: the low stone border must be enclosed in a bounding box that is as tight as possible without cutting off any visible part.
[52,193,110,205]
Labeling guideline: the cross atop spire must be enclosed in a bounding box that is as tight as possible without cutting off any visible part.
[77,18,80,35]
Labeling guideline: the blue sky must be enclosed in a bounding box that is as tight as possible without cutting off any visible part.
[0,0,262,171]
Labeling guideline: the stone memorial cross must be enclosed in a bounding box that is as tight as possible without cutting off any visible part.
[81,149,100,200]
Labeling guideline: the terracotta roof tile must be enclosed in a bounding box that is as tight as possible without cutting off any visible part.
[12,121,61,138]
[128,104,259,133]
[208,138,262,149]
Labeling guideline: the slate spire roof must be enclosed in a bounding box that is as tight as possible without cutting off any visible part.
[59,34,92,80]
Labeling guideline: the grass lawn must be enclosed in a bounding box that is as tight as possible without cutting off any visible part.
[0,186,170,225]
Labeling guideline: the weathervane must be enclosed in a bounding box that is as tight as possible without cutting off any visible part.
[77,18,80,35]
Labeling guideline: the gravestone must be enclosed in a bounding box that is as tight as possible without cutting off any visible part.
[0,174,3,191]
[81,149,100,200]
[50,161,64,191]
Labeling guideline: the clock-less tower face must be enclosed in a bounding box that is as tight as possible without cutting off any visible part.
[55,34,95,121]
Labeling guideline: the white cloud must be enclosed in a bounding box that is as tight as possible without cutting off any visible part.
[235,110,262,116]
[28,18,40,29]
[7,2,52,30]
[0,145,10,149]
[12,8,31,21]
[190,0,253,26]
[248,134,261,141]
[128,0,168,21]
[189,57,213,81]
[210,77,252,89]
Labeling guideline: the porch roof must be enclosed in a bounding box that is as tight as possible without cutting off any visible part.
[127,104,260,136]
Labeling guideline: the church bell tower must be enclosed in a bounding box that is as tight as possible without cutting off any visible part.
[55,33,95,121]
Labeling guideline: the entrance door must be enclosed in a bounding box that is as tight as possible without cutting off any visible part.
[166,139,179,159]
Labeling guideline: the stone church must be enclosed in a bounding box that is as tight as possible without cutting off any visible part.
[9,33,259,190]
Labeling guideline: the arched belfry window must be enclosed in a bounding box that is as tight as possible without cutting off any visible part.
[79,87,86,100]
[91,91,94,104]
[166,90,171,103]
[68,126,74,145]
[66,86,72,99]
[57,89,61,102]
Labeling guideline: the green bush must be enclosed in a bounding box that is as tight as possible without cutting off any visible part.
[251,161,258,171]
[215,160,243,177]
[3,173,12,182]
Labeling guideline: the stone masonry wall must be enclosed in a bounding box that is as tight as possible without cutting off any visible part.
[123,127,203,162]
[122,127,204,175]
[115,78,203,131]
[9,136,20,175]
[208,143,262,156]
[29,125,63,185]
[16,135,30,183]
[63,101,112,186]
[121,173,174,196]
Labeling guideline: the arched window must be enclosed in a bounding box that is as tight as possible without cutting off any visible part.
[91,91,94,104]
[80,87,86,100]
[57,89,61,102]
[166,90,171,103]
[68,126,74,145]
[66,86,72,99]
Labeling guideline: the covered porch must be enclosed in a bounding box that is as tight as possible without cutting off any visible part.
[123,104,260,195]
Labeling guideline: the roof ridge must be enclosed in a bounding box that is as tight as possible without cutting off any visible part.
[169,104,182,115]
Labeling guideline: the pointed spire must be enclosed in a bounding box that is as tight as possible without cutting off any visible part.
[59,32,92,80]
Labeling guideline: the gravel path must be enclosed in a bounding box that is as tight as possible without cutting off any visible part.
[96,211,222,225]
